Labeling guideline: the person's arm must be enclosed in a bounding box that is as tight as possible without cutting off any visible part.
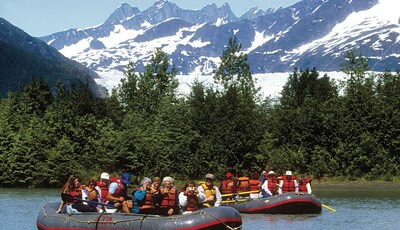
[278,180,283,194]
[134,189,146,201]
[178,191,188,207]
[294,180,299,193]
[56,200,65,213]
[214,187,222,206]
[306,183,312,194]
[82,189,89,200]
[261,181,272,196]
[106,183,124,203]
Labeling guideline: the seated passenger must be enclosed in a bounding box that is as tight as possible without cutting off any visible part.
[298,174,312,194]
[82,178,102,212]
[132,177,159,214]
[198,174,222,207]
[220,172,237,198]
[159,177,179,216]
[106,172,132,213]
[57,175,97,214]
[249,172,262,199]
[179,180,205,213]
[95,172,110,204]
[261,171,278,197]
[278,171,298,194]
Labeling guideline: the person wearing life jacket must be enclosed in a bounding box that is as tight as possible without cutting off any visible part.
[95,172,110,204]
[298,174,312,194]
[132,177,160,214]
[278,171,298,194]
[198,174,222,207]
[159,176,179,216]
[82,178,102,212]
[106,172,132,213]
[57,175,96,214]
[249,172,262,199]
[220,172,237,198]
[236,174,250,193]
[261,171,278,197]
[179,180,205,213]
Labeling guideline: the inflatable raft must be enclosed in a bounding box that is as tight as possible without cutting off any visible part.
[37,202,242,230]
[222,192,322,214]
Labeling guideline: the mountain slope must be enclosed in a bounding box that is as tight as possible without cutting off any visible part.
[0,18,107,98]
[39,0,399,91]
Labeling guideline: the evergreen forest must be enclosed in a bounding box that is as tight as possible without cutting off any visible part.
[1,37,399,188]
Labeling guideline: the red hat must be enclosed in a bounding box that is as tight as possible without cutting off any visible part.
[225,172,233,178]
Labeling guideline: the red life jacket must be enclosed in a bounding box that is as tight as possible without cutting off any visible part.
[221,179,235,194]
[184,193,200,211]
[160,187,177,209]
[66,187,82,204]
[249,180,260,193]
[298,178,312,192]
[96,180,109,203]
[109,178,127,199]
[267,177,277,195]
[138,189,156,210]
[281,175,297,193]
[236,177,250,193]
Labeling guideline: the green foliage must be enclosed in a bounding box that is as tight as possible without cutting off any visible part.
[1,44,399,188]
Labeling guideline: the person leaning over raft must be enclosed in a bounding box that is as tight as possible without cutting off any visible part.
[198,174,222,207]
[106,172,132,213]
[132,177,160,214]
[57,175,97,214]
[278,171,298,194]
[179,180,205,213]
[159,176,180,216]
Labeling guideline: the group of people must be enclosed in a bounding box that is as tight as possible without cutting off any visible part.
[57,170,312,215]
[220,170,312,199]
[57,173,222,215]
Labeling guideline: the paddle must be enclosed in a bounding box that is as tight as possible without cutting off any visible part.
[221,190,260,198]
[321,203,336,212]
[221,199,248,204]
[61,193,115,209]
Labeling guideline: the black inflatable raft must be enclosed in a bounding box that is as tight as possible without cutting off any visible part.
[37,202,242,230]
[222,192,322,214]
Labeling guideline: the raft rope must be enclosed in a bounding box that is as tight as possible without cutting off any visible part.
[41,204,242,229]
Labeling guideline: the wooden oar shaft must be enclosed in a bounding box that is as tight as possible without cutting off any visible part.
[221,199,248,204]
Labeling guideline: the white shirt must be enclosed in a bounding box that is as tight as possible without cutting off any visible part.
[178,191,206,207]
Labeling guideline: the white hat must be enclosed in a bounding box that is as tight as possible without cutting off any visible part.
[100,172,110,180]
[163,176,174,183]
[205,174,214,180]
[268,171,276,175]
[285,171,292,176]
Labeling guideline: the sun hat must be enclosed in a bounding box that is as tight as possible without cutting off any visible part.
[100,172,110,180]
[225,172,233,178]
[285,171,292,176]
[268,171,276,175]
[205,174,214,180]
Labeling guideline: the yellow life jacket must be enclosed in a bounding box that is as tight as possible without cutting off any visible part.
[200,183,216,207]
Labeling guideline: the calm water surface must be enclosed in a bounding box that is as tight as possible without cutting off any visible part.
[2,187,400,230]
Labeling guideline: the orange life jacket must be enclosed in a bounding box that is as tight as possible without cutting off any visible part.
[220,179,236,194]
[267,178,278,195]
[236,177,250,193]
[298,178,312,192]
[281,175,297,193]
[160,187,177,209]
[96,180,108,203]
[249,180,260,193]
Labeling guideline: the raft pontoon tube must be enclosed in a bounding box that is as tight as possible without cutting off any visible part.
[222,192,322,214]
[37,202,242,230]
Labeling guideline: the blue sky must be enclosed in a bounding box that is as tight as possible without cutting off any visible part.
[0,0,300,37]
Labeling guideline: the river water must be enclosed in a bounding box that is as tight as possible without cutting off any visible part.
[2,186,400,230]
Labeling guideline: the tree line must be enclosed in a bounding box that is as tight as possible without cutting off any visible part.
[1,37,399,188]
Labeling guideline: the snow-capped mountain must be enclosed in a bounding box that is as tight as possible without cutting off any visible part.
[39,0,399,91]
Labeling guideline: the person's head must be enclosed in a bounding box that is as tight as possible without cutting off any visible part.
[152,177,161,189]
[285,171,293,180]
[163,177,174,188]
[86,178,96,189]
[268,171,276,178]
[140,177,152,189]
[62,175,80,193]
[100,172,110,184]
[251,172,259,180]
[121,172,131,185]
[300,174,306,182]
[225,172,233,179]
[205,173,214,187]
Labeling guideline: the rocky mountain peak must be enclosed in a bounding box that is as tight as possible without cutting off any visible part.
[104,3,140,25]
